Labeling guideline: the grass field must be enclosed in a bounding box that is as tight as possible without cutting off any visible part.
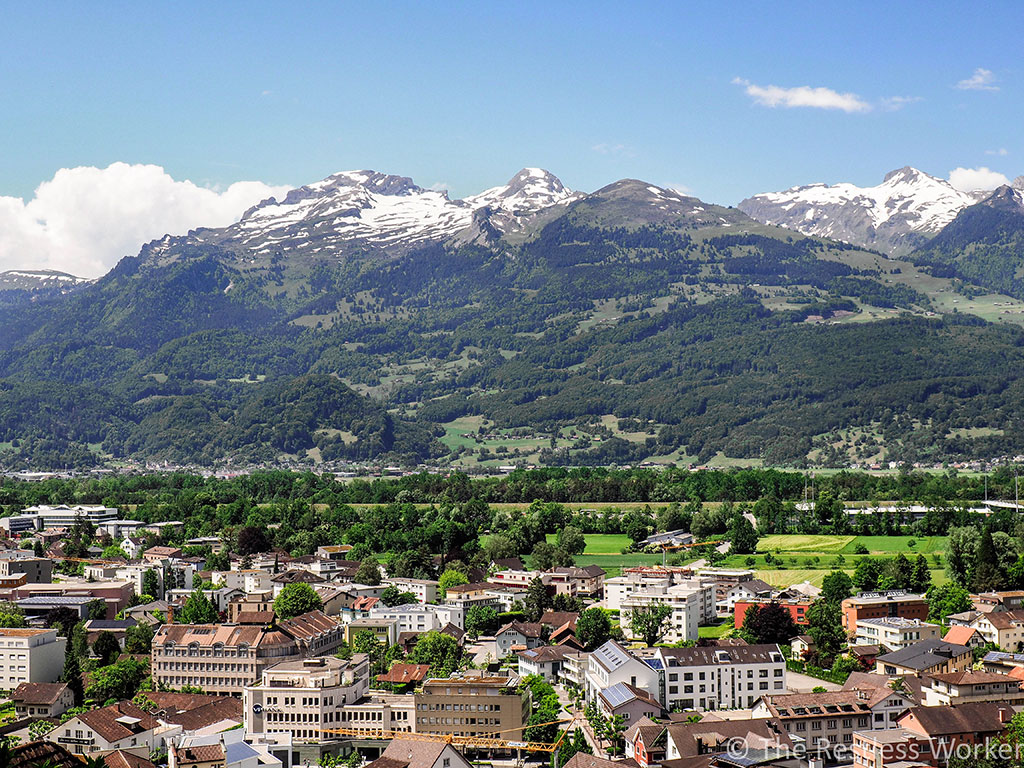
[757,534,948,555]
[757,535,855,553]
[544,533,632,553]
[698,622,733,639]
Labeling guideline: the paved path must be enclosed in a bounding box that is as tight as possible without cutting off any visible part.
[786,670,842,693]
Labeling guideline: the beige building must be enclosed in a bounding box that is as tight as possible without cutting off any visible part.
[971,610,1024,651]
[923,670,1024,706]
[11,681,74,718]
[0,627,67,689]
[0,555,53,583]
[152,623,299,696]
[854,618,941,651]
[49,700,163,756]
[414,673,529,741]
[244,655,370,743]
[752,688,913,751]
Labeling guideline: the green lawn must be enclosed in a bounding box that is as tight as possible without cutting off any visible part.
[757,535,855,553]
[544,532,632,554]
[698,622,733,639]
[840,536,948,554]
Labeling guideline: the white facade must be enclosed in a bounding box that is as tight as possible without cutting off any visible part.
[620,581,715,643]
[386,578,439,604]
[855,618,941,651]
[8,504,119,532]
[584,641,661,705]
[369,603,463,632]
[0,628,67,689]
[655,644,787,711]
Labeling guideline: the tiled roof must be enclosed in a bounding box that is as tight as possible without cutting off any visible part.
[902,701,1012,735]
[942,625,979,645]
[104,750,158,768]
[280,609,342,640]
[665,718,793,758]
[981,610,1024,630]
[929,670,1020,686]
[8,742,79,768]
[496,621,543,638]
[758,689,897,718]
[658,644,784,667]
[518,645,573,663]
[11,681,68,705]
[174,744,225,763]
[375,737,470,768]
[377,663,432,685]
[540,611,579,629]
[271,569,326,584]
[154,623,296,649]
[877,639,970,670]
[75,701,160,743]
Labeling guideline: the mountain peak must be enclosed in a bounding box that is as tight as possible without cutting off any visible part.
[882,166,932,184]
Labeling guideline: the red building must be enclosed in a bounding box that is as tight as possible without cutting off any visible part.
[841,591,929,634]
[733,598,813,629]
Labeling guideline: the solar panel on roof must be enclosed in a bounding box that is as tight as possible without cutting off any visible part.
[601,683,637,709]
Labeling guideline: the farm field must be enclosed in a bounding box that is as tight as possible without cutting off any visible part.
[757,535,948,555]
[544,532,631,553]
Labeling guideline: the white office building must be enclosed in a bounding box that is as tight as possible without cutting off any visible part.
[0,628,68,689]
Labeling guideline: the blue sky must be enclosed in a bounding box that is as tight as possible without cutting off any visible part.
[0,2,1021,275]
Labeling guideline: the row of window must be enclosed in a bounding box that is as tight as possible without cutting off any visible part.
[417,703,502,712]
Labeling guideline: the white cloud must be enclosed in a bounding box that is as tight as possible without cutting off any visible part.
[664,182,695,196]
[0,163,290,278]
[591,142,637,158]
[986,148,1009,156]
[956,68,999,91]
[733,77,871,113]
[948,166,1010,191]
[880,95,923,112]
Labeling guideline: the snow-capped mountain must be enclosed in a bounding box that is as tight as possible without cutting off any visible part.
[216,167,580,257]
[0,269,92,290]
[738,167,990,255]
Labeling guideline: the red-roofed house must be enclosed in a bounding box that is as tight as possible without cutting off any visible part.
[943,625,984,648]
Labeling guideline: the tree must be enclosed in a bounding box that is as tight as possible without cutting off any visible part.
[438,569,468,599]
[86,657,148,702]
[87,599,108,620]
[379,586,417,607]
[142,569,161,599]
[728,514,759,555]
[927,582,973,623]
[179,589,218,624]
[46,606,80,637]
[274,582,323,620]
[353,558,382,586]
[531,541,573,570]
[806,600,845,665]
[237,525,272,555]
[554,728,592,768]
[61,645,84,706]
[101,545,128,561]
[947,526,980,587]
[409,631,462,677]
[910,554,932,593]
[604,714,627,756]
[524,577,550,622]
[0,602,27,628]
[93,631,121,666]
[558,526,586,556]
[878,554,914,591]
[33,540,44,557]
[576,607,612,651]
[973,527,1005,592]
[852,558,882,592]
[124,622,154,654]
[820,571,854,605]
[465,605,500,638]
[630,604,673,647]
[741,602,797,645]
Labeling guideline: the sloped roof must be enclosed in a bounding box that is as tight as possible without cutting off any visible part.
[877,639,970,671]
[540,611,579,629]
[942,625,979,646]
[929,670,1020,687]
[104,750,159,768]
[11,681,68,705]
[901,701,1010,735]
[496,620,543,638]
[377,663,432,685]
[665,717,793,758]
[8,741,79,768]
[279,609,342,640]
[74,701,160,743]
[271,569,325,584]
[599,682,661,712]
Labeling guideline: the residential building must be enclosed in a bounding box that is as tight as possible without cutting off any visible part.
[693,568,756,609]
[244,655,370,743]
[169,730,290,768]
[652,643,787,711]
[607,568,716,624]
[733,598,813,629]
[854,618,942,651]
[0,627,67,688]
[850,728,931,768]
[386,578,439,604]
[11,681,74,718]
[639,530,694,548]
[597,682,662,722]
[897,702,1013,766]
[152,623,300,696]
[723,579,775,612]
[335,692,415,734]
[369,603,463,633]
[876,640,972,678]
[270,570,325,598]
[584,641,661,706]
[625,716,667,768]
[559,650,589,689]
[365,738,473,768]
[495,621,543,658]
[227,592,275,623]
[376,663,431,691]
[972,591,1024,613]
[662,717,794,765]
[942,625,983,648]
[517,645,573,682]
[971,610,1024,651]
[790,635,816,659]
[344,618,399,646]
[414,672,529,741]
[0,553,52,583]
[752,688,913,750]
[621,581,713,643]
[48,701,163,756]
[923,670,1024,706]
[841,592,929,635]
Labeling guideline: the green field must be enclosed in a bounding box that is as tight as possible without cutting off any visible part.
[757,535,855,553]
[698,622,733,639]
[757,534,948,555]
[544,532,632,554]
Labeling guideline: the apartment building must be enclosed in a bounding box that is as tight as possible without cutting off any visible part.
[841,592,929,634]
[971,610,1024,651]
[752,688,912,751]
[693,568,756,609]
[923,670,1024,706]
[621,582,711,643]
[584,641,661,705]
[722,580,775,612]
[152,623,300,696]
[653,644,787,711]
[607,568,716,622]
[851,728,931,768]
[386,578,439,604]
[244,655,370,743]
[876,639,972,678]
[414,672,530,741]
[279,610,347,657]
[345,618,399,646]
[369,603,463,633]
[897,702,1013,766]
[854,618,942,651]
[733,598,813,629]
[0,553,52,583]
[49,700,162,756]
[0,628,67,688]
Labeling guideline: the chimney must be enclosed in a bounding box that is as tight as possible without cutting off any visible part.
[167,604,174,624]
[1000,707,1011,723]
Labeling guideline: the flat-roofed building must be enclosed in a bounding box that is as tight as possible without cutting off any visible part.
[0,553,52,583]
[841,592,929,635]
[386,577,439,604]
[414,672,529,741]
[855,618,942,651]
[244,655,370,743]
[344,618,399,647]
[0,627,68,688]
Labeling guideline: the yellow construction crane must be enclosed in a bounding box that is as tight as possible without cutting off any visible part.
[320,715,577,754]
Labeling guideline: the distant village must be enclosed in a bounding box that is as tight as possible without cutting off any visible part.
[1,503,1024,768]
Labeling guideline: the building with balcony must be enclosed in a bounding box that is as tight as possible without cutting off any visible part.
[414,672,529,741]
